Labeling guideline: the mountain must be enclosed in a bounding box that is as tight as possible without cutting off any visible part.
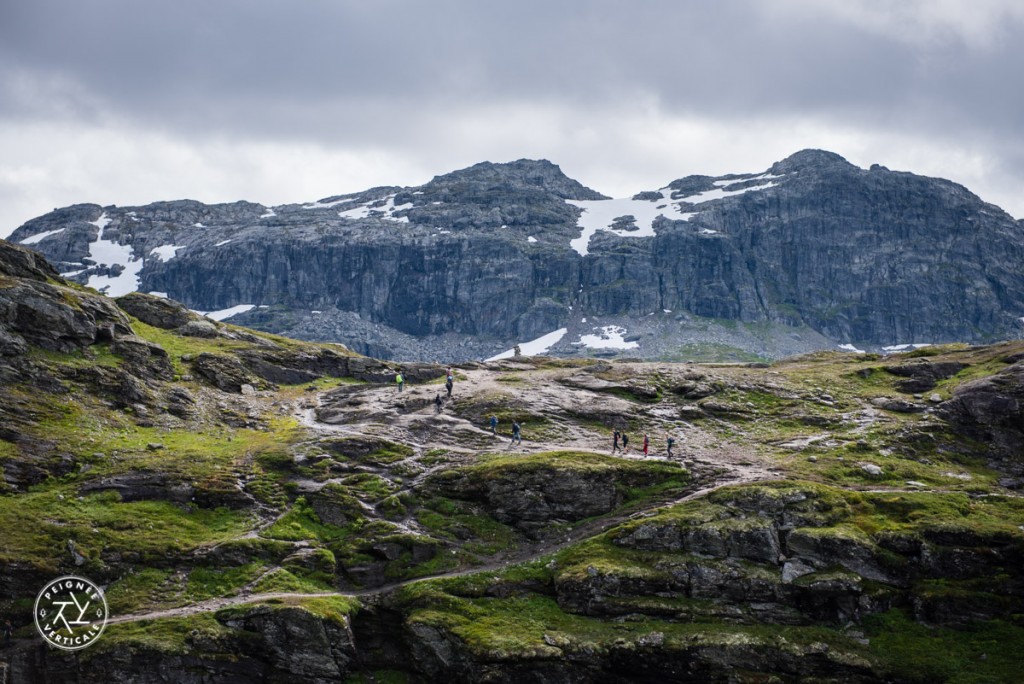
[9,151,1024,361]
[2,238,1024,681]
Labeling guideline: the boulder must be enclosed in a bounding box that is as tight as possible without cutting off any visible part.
[884,361,966,393]
[192,352,269,393]
[938,361,1024,462]
[115,292,199,329]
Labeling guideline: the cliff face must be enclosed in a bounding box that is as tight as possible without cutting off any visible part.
[9,152,1024,361]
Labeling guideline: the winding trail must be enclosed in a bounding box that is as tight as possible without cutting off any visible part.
[107,363,781,626]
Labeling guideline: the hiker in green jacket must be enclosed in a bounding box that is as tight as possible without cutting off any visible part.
[396,372,404,392]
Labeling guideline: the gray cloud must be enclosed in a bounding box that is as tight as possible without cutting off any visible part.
[2,0,1023,236]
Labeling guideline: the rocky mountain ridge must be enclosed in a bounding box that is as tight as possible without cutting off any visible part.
[8,151,1024,362]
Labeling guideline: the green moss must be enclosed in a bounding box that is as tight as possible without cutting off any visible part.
[342,473,398,501]
[84,612,241,658]
[249,567,336,594]
[0,488,253,570]
[864,609,1024,683]
[415,497,517,555]
[401,592,861,662]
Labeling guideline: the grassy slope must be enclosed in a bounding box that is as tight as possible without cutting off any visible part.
[2,310,1023,680]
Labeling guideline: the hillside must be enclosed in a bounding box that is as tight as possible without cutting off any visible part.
[9,151,1024,362]
[1,238,1023,682]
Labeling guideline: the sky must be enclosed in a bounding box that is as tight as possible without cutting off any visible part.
[2,0,1023,238]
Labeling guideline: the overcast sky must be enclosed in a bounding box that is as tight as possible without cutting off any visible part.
[2,0,1023,237]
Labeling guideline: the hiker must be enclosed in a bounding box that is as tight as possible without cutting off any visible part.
[395,372,404,392]
[3,618,12,647]
[490,415,498,435]
[621,433,629,453]
[643,434,650,456]
[612,429,621,453]
[434,393,443,413]
[667,434,676,458]
[510,420,522,445]
[445,374,454,398]
[513,344,522,357]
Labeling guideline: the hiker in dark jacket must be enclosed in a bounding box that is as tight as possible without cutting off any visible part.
[621,433,629,453]
[445,375,454,398]
[667,434,676,458]
[510,421,522,445]
[490,415,498,434]
[612,429,621,453]
[434,393,443,413]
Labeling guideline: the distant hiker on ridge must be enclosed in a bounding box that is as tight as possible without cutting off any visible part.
[643,433,649,456]
[395,372,404,392]
[612,429,621,453]
[621,433,629,453]
[445,374,454,398]
[434,393,443,413]
[510,420,522,445]
[490,415,498,435]
[667,434,676,458]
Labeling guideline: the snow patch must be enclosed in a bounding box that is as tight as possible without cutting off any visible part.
[214,239,233,247]
[149,244,187,261]
[19,228,65,245]
[567,172,783,255]
[148,291,168,298]
[194,304,256,321]
[838,343,866,354]
[486,328,568,361]
[84,212,143,297]
[89,213,112,229]
[260,208,276,218]
[677,180,778,205]
[577,325,639,350]
[336,194,412,223]
[882,343,932,352]
[527,236,538,243]
[193,222,205,228]
[303,197,355,209]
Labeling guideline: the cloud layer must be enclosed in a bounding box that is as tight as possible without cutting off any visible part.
[2,0,1023,236]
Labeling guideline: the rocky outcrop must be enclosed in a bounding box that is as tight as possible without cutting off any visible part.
[424,457,687,535]
[11,152,1024,361]
[884,360,966,393]
[557,484,1024,629]
[8,602,358,683]
[0,241,133,353]
[114,292,200,330]
[938,360,1024,468]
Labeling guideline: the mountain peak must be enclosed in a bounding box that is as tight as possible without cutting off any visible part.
[771,149,855,174]
[425,159,607,200]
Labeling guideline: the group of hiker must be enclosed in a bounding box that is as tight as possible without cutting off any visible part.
[612,429,677,458]
[394,368,678,454]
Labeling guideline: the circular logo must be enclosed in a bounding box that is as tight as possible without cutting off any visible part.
[34,575,108,650]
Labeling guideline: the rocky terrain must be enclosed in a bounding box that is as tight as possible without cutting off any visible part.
[1,237,1023,682]
[8,150,1024,362]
